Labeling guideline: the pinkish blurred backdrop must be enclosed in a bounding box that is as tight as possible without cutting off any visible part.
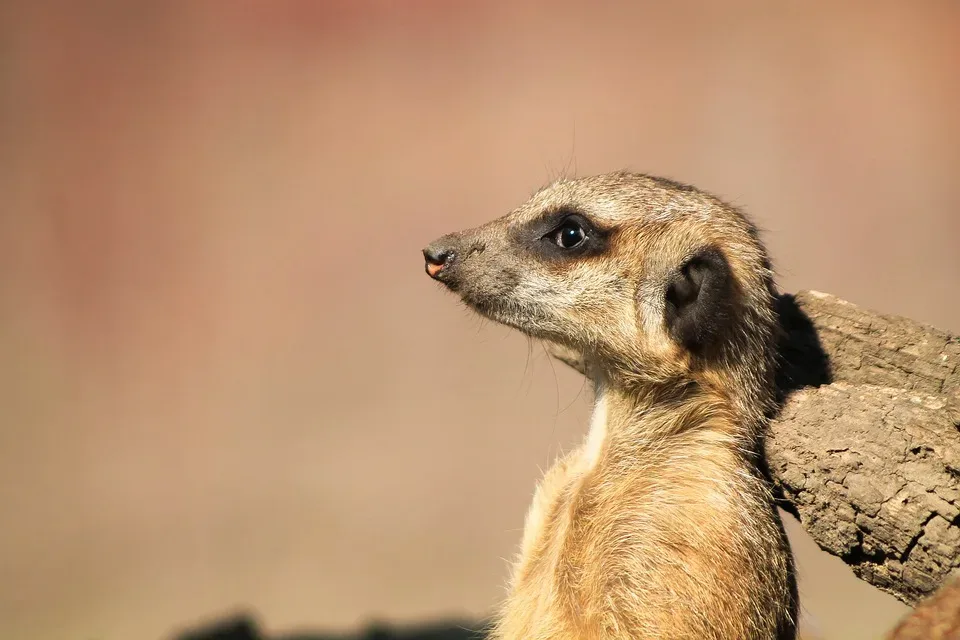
[1,2,958,639]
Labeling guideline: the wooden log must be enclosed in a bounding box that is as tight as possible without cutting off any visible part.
[543,291,960,605]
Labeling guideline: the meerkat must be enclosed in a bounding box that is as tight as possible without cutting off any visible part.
[422,171,798,639]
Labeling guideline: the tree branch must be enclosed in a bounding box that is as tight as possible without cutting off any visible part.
[543,290,960,606]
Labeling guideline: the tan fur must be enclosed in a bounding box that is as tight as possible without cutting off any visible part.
[494,384,794,640]
[424,172,797,639]
[886,573,960,640]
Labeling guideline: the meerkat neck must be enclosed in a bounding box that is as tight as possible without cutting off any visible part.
[588,374,751,458]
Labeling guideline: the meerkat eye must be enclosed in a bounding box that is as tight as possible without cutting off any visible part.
[552,221,587,249]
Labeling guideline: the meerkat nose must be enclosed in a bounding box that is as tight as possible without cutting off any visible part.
[423,243,456,279]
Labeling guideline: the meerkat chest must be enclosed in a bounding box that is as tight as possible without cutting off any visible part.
[497,456,595,639]
[501,398,611,633]
[516,395,609,570]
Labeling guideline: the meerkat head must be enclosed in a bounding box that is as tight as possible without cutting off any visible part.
[423,172,780,413]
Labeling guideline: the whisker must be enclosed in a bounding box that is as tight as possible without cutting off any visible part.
[518,335,534,395]
[539,341,563,444]
[558,368,589,417]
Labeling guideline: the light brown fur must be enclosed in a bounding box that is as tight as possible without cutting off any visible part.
[887,573,960,640]
[423,172,798,639]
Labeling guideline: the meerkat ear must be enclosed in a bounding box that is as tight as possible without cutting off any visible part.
[663,247,735,353]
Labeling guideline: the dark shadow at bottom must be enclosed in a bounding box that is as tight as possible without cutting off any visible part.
[172,614,487,640]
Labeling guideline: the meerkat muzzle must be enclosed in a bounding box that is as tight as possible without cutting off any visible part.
[422,240,457,280]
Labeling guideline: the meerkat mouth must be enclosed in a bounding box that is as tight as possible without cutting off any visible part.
[464,295,564,345]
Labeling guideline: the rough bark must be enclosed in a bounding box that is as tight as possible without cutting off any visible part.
[543,290,960,606]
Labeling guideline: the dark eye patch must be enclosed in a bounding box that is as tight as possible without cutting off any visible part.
[517,208,611,262]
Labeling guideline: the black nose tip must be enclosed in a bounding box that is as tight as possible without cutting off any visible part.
[423,243,455,278]
[423,245,452,265]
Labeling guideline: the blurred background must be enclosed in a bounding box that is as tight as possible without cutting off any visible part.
[1,1,959,639]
